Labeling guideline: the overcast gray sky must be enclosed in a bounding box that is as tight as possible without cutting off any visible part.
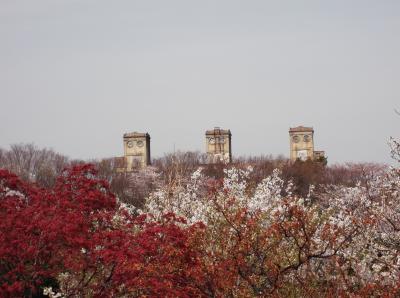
[0,0,399,164]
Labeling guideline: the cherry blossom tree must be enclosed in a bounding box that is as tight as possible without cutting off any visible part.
[142,146,400,296]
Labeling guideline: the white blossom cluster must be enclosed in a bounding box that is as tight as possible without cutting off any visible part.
[319,163,400,284]
[43,287,64,298]
[140,144,400,285]
[0,187,28,203]
[142,168,212,224]
[250,168,287,213]
[142,166,294,225]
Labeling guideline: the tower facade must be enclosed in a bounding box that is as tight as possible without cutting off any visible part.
[289,126,315,161]
[123,132,151,170]
[205,127,232,163]
[289,126,325,162]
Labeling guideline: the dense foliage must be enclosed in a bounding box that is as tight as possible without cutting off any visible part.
[1,141,400,297]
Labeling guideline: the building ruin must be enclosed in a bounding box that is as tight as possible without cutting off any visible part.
[289,126,325,162]
[205,127,232,163]
[117,132,151,171]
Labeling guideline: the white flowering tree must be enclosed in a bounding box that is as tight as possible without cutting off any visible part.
[140,140,400,296]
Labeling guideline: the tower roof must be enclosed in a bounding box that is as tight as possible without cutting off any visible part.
[123,132,150,138]
[289,126,314,133]
[205,127,231,136]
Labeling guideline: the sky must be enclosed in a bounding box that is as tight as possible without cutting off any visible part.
[0,0,399,164]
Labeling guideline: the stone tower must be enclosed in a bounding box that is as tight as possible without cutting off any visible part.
[289,126,325,162]
[123,132,151,170]
[205,127,232,163]
[289,126,315,161]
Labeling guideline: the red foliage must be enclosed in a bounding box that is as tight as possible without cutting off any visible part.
[0,165,206,297]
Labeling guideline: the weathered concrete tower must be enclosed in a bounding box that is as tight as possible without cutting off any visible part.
[289,126,315,161]
[289,126,325,162]
[205,127,232,163]
[123,132,151,170]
